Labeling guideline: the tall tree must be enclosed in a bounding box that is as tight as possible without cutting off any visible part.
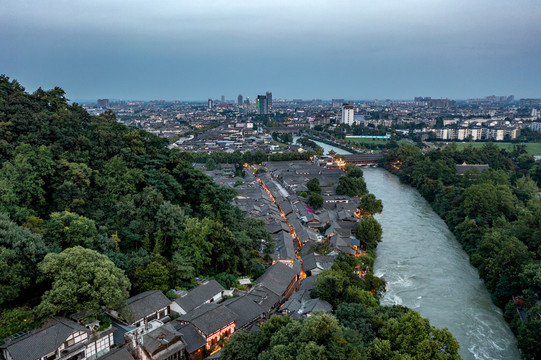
[37,246,131,317]
[358,194,383,217]
[306,178,321,193]
[0,214,48,306]
[0,144,55,221]
[355,217,383,250]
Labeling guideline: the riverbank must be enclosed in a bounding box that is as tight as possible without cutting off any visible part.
[364,168,520,360]
[382,142,541,359]
[293,135,353,155]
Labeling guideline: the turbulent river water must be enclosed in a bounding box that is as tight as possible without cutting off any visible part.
[300,137,519,359]
[363,168,520,360]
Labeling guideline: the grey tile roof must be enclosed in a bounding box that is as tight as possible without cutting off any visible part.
[298,275,318,292]
[302,252,317,272]
[174,280,225,313]
[246,285,281,310]
[280,283,332,319]
[273,232,296,261]
[265,220,289,234]
[142,325,185,357]
[303,298,333,314]
[100,347,135,360]
[256,262,298,297]
[174,323,207,353]
[179,303,237,337]
[279,201,293,215]
[300,241,315,256]
[126,290,171,323]
[223,296,266,329]
[0,317,89,360]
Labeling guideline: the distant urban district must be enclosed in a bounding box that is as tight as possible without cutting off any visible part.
[87,94,541,152]
[0,75,540,360]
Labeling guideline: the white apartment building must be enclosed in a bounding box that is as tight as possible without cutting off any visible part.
[341,105,355,126]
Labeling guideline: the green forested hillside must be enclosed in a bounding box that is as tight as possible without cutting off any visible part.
[0,77,463,360]
[0,76,272,331]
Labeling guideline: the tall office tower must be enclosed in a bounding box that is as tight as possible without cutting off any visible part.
[341,104,354,125]
[238,94,243,106]
[257,95,268,115]
[244,98,250,106]
[208,99,213,109]
[221,95,225,103]
[266,91,272,109]
[97,99,110,108]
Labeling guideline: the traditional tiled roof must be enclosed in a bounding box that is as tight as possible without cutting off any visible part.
[256,262,297,297]
[280,284,332,320]
[0,317,88,360]
[246,285,281,310]
[174,323,207,353]
[126,290,171,323]
[302,253,318,272]
[179,303,237,337]
[273,232,296,261]
[223,296,266,329]
[142,325,185,357]
[174,280,225,313]
[101,347,135,360]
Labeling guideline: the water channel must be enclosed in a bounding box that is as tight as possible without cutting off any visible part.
[364,168,520,360]
[293,136,352,155]
[304,137,520,359]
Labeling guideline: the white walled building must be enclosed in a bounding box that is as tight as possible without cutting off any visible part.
[341,105,355,126]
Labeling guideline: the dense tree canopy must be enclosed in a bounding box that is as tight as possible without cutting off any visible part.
[306,178,321,193]
[0,76,272,332]
[386,142,541,357]
[307,192,324,210]
[37,246,131,317]
[223,309,460,360]
[336,176,368,197]
[0,214,48,306]
[358,194,383,217]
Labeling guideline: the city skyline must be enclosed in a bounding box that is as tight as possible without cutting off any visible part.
[2,0,540,100]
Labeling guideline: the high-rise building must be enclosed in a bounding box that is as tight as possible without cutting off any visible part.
[332,99,345,108]
[266,91,272,109]
[238,94,243,106]
[341,104,354,125]
[221,95,225,103]
[257,95,268,115]
[208,99,213,109]
[97,99,109,108]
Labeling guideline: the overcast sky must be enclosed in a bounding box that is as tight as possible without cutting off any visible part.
[2,0,540,101]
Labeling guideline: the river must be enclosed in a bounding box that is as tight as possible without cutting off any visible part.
[363,168,520,360]
[293,136,352,155]
[303,137,520,359]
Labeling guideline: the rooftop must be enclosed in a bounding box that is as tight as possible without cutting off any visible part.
[126,290,171,323]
